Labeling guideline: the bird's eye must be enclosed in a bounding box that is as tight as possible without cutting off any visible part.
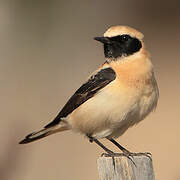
[109,34,131,43]
[121,35,129,41]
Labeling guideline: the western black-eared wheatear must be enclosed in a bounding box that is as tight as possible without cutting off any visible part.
[19,25,159,156]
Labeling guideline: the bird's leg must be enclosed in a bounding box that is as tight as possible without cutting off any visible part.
[105,138,136,165]
[108,138,151,161]
[88,136,114,155]
[88,135,116,170]
[108,138,131,154]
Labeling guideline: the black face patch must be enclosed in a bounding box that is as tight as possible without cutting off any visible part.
[104,34,142,59]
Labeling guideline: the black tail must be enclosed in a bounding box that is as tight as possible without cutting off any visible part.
[19,123,70,144]
[19,128,52,144]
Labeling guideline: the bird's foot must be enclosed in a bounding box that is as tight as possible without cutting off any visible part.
[101,151,136,166]
[100,151,119,170]
[123,151,152,160]
[102,151,152,166]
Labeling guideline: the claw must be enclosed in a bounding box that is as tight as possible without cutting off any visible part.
[101,153,107,157]
[121,153,136,166]
[101,152,116,171]
[101,152,136,166]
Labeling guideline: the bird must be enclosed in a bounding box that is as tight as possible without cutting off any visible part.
[19,25,159,156]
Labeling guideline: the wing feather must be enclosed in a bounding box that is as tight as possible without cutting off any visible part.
[45,67,116,128]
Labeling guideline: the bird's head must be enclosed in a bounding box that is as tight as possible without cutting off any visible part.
[94,26,145,60]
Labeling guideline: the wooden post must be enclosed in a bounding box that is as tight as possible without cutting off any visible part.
[97,153,155,180]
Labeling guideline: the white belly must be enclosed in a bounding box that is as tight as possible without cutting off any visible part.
[67,80,158,139]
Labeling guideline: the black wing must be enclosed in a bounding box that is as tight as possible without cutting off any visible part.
[45,67,116,128]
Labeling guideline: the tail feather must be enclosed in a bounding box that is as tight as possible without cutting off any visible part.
[19,123,69,144]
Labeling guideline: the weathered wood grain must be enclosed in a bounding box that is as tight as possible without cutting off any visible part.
[97,153,155,180]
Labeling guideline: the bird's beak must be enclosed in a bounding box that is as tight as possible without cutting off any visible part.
[94,36,111,44]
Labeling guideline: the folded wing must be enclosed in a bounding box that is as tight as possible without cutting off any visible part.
[45,67,116,128]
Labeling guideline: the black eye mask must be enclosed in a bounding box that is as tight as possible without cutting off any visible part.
[104,35,142,59]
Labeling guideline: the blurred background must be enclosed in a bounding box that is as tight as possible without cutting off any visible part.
[0,0,179,179]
